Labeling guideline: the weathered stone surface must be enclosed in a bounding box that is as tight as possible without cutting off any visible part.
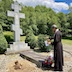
[6,42,30,54]
[7,1,25,42]
[6,2,30,54]
[20,50,46,67]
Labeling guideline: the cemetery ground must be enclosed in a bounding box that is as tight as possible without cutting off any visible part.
[0,31,71,72]
[0,44,72,72]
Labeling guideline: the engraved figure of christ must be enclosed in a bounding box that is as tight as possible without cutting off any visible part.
[7,2,25,42]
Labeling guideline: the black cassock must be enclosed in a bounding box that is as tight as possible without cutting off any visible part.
[52,30,64,71]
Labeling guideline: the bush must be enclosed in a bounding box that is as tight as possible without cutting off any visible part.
[38,34,52,52]
[25,33,37,49]
[3,31,14,43]
[0,25,8,53]
[31,25,38,35]
[26,29,33,36]
[38,34,46,51]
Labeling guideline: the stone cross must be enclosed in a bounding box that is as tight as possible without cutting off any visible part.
[7,2,25,42]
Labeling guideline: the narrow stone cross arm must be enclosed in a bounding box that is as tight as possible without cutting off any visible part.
[7,11,15,17]
[19,13,25,18]
[7,11,25,19]
[11,2,21,12]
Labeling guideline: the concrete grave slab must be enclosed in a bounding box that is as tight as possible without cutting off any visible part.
[20,50,47,67]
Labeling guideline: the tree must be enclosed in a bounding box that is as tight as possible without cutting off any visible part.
[25,33,37,49]
[0,0,71,38]
[67,12,72,36]
[31,25,38,35]
[0,0,13,31]
[69,5,72,12]
[36,13,47,34]
[57,12,68,36]
[67,12,72,29]
[0,25,8,53]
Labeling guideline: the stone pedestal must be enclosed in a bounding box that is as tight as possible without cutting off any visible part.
[5,42,30,54]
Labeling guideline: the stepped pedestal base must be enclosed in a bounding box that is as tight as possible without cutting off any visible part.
[5,42,30,54]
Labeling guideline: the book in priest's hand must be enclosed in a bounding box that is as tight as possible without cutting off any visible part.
[45,39,51,46]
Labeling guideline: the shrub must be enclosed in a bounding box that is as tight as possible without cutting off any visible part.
[3,31,14,43]
[25,33,37,49]
[31,25,38,35]
[38,34,52,52]
[38,34,46,51]
[0,25,8,53]
[25,33,32,43]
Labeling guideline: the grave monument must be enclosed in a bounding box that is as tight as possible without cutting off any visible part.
[6,1,30,54]
[8,1,25,42]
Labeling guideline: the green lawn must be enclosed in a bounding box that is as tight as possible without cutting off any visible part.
[3,31,26,41]
[3,31,13,36]
[62,39,72,45]
[3,31,72,45]
[20,36,26,41]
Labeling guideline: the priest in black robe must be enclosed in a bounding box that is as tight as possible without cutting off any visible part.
[51,25,64,71]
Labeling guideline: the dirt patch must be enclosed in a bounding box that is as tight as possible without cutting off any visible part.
[64,56,72,61]
[0,47,72,72]
[68,68,72,72]
[7,59,36,72]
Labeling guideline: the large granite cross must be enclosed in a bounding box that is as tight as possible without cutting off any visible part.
[7,2,25,42]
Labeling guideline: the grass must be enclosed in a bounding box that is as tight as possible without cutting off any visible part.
[3,31,72,45]
[20,36,26,41]
[20,36,38,41]
[3,31,26,41]
[3,31,13,36]
[62,39,72,45]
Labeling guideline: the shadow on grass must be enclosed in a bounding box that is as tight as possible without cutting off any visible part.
[62,36,72,40]
[33,48,51,53]
[33,48,41,53]
[0,49,6,54]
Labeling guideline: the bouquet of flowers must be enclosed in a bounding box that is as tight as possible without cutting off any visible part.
[42,53,54,67]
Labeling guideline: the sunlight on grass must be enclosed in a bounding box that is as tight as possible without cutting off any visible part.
[3,31,13,36]
[3,31,26,41]
[35,36,38,40]
[3,31,72,45]
[62,39,72,45]
[20,36,26,41]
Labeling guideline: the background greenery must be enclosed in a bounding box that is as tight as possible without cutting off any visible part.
[3,31,72,46]
[0,25,8,53]
[0,0,72,37]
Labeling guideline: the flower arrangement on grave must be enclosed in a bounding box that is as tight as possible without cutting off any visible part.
[42,53,54,67]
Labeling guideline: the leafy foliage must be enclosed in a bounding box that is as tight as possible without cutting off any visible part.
[38,34,52,52]
[0,25,8,53]
[38,34,47,51]
[3,31,14,43]
[25,33,37,49]
[0,0,72,39]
